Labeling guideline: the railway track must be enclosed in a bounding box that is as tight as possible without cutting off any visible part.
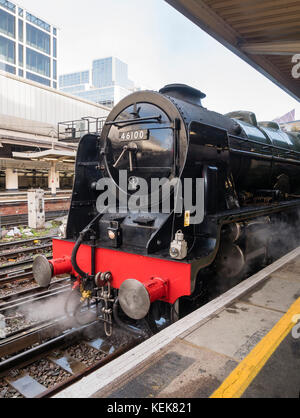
[0,284,71,316]
[0,237,55,289]
[0,310,140,398]
[0,264,37,286]
[0,244,52,262]
[0,235,54,253]
[0,211,68,228]
[0,278,69,306]
[0,234,141,398]
[0,259,53,289]
[0,282,72,341]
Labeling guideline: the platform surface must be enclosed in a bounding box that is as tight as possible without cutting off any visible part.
[55,248,300,399]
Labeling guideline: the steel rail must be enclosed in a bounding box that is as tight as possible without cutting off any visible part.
[0,278,69,304]
[0,321,101,375]
[0,255,52,275]
[0,267,34,285]
[38,338,140,398]
[0,236,55,252]
[0,317,75,358]
[0,211,68,228]
[0,287,70,315]
[0,283,71,311]
[0,243,52,259]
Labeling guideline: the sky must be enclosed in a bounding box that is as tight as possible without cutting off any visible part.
[19,0,300,121]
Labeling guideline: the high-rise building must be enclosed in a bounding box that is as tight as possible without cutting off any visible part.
[60,57,137,107]
[0,0,58,88]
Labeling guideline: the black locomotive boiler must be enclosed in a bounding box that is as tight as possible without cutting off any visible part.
[33,84,300,336]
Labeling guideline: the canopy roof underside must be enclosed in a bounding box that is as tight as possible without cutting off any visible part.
[166,0,300,101]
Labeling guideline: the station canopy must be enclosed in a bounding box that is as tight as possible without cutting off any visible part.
[12,149,76,163]
[166,0,300,101]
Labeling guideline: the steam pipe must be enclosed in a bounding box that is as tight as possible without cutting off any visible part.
[71,211,106,279]
[71,233,87,278]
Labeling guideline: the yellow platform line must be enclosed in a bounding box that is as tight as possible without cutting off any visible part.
[210,297,300,399]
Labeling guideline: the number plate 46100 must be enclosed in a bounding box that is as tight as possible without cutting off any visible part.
[119,129,149,142]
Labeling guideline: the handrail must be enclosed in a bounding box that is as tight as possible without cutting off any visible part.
[229,134,300,159]
[57,116,107,142]
[105,115,162,127]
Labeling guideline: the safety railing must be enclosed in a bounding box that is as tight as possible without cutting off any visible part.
[58,116,107,143]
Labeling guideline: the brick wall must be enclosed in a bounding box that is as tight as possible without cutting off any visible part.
[0,199,71,216]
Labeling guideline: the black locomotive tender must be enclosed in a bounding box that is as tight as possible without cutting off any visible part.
[33,84,300,336]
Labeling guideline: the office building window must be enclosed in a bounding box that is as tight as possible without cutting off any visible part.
[26,23,50,55]
[18,68,23,76]
[18,19,23,42]
[0,0,16,13]
[18,43,23,66]
[0,60,15,73]
[53,59,57,80]
[53,27,57,36]
[59,70,89,87]
[26,71,50,86]
[53,37,57,58]
[26,12,50,32]
[26,48,50,77]
[0,8,15,38]
[18,8,23,17]
[0,34,15,63]
[53,81,57,89]
[60,85,87,94]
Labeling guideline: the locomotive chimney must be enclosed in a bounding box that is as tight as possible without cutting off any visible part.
[159,84,206,106]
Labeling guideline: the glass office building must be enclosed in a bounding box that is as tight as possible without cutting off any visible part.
[0,0,58,88]
[59,57,136,107]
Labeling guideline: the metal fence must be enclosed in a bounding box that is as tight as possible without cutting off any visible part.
[58,116,107,143]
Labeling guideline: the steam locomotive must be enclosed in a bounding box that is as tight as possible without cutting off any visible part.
[33,84,300,337]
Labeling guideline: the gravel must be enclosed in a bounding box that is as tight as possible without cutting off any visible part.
[0,332,131,397]
[24,359,71,389]
[0,281,39,298]
[66,343,107,367]
[0,379,23,398]
[0,277,68,298]
[4,312,40,335]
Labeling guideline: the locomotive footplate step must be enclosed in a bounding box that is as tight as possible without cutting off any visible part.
[54,248,300,399]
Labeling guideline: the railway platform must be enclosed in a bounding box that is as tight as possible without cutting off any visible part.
[55,248,300,399]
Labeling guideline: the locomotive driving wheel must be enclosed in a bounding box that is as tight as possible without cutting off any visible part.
[273,174,290,195]
[215,242,245,281]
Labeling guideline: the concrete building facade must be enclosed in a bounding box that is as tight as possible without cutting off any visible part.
[0,70,109,127]
[0,70,110,192]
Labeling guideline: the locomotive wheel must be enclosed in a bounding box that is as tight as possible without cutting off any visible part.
[227,223,242,243]
[64,290,96,325]
[215,243,245,280]
[273,174,290,194]
[170,299,180,323]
